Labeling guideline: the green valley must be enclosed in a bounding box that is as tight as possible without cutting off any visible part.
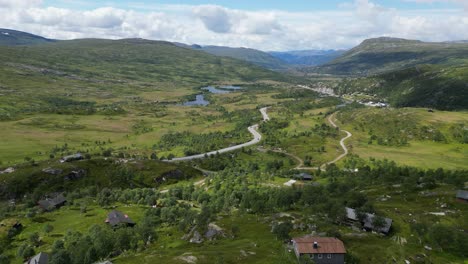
[0,26,467,264]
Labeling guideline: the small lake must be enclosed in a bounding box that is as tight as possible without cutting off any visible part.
[183,94,209,106]
[201,85,243,94]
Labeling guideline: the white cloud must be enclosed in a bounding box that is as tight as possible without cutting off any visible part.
[0,0,467,50]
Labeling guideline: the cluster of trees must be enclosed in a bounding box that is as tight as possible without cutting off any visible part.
[132,120,153,135]
[450,123,468,144]
[45,222,156,264]
[43,97,96,115]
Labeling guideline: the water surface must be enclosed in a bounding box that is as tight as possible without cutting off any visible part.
[183,94,209,106]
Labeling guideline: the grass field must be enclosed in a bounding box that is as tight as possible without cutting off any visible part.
[337,107,468,169]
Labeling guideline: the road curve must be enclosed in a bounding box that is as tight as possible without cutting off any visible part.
[167,107,270,162]
[321,113,352,168]
[281,112,352,170]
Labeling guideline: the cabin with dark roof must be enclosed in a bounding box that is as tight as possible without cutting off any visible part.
[60,153,83,163]
[38,193,66,211]
[105,210,136,227]
[292,236,346,264]
[24,252,48,264]
[295,172,313,181]
[456,190,468,203]
[345,207,392,235]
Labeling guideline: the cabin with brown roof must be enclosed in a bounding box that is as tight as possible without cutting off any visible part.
[292,236,346,264]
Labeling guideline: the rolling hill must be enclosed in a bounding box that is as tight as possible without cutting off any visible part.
[0,38,282,84]
[336,64,468,110]
[175,43,289,70]
[309,37,468,75]
[0,28,56,46]
[0,38,284,120]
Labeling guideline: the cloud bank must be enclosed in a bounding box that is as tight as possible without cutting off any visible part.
[1,0,467,50]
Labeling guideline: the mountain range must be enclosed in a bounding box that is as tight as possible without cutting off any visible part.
[1,29,467,110]
[309,37,468,75]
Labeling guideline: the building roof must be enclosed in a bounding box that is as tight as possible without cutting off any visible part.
[363,215,393,234]
[345,207,358,221]
[105,210,135,226]
[297,172,312,179]
[456,190,468,200]
[292,236,346,254]
[25,252,48,264]
[38,193,66,210]
[345,207,392,234]
[60,153,83,162]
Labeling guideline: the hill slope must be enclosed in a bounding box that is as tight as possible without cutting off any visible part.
[0,28,56,46]
[0,38,282,84]
[336,64,468,110]
[311,37,468,75]
[269,50,345,66]
[175,43,289,70]
[0,38,283,120]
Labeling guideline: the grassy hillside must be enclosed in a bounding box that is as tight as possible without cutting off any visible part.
[336,64,468,110]
[0,38,283,119]
[0,29,56,46]
[310,37,468,75]
[336,107,468,169]
[175,43,289,70]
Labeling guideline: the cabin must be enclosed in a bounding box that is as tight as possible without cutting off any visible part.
[292,236,346,264]
[105,210,136,227]
[295,172,313,181]
[345,207,392,235]
[456,190,468,203]
[38,193,66,211]
[60,153,83,163]
[24,252,48,264]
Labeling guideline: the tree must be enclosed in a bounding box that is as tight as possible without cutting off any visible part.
[272,221,293,240]
[44,224,54,236]
[150,153,158,160]
[0,254,9,264]
[136,217,157,245]
[49,250,71,264]
[51,240,65,253]
[17,244,35,260]
[28,232,40,247]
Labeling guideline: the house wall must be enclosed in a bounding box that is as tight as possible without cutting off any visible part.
[299,253,345,264]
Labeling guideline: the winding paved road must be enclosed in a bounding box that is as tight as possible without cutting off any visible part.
[167,107,270,162]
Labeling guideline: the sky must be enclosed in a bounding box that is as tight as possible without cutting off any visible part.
[0,0,467,51]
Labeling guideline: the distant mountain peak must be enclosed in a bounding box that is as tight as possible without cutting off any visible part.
[0,28,55,46]
[361,37,422,45]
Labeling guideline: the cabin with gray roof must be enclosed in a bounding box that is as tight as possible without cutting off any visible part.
[295,172,313,181]
[345,207,392,235]
[38,193,66,211]
[456,190,468,203]
[105,210,135,227]
[60,153,83,163]
[24,252,48,264]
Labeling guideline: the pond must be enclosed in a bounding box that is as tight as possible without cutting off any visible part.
[201,85,243,94]
[182,94,209,106]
